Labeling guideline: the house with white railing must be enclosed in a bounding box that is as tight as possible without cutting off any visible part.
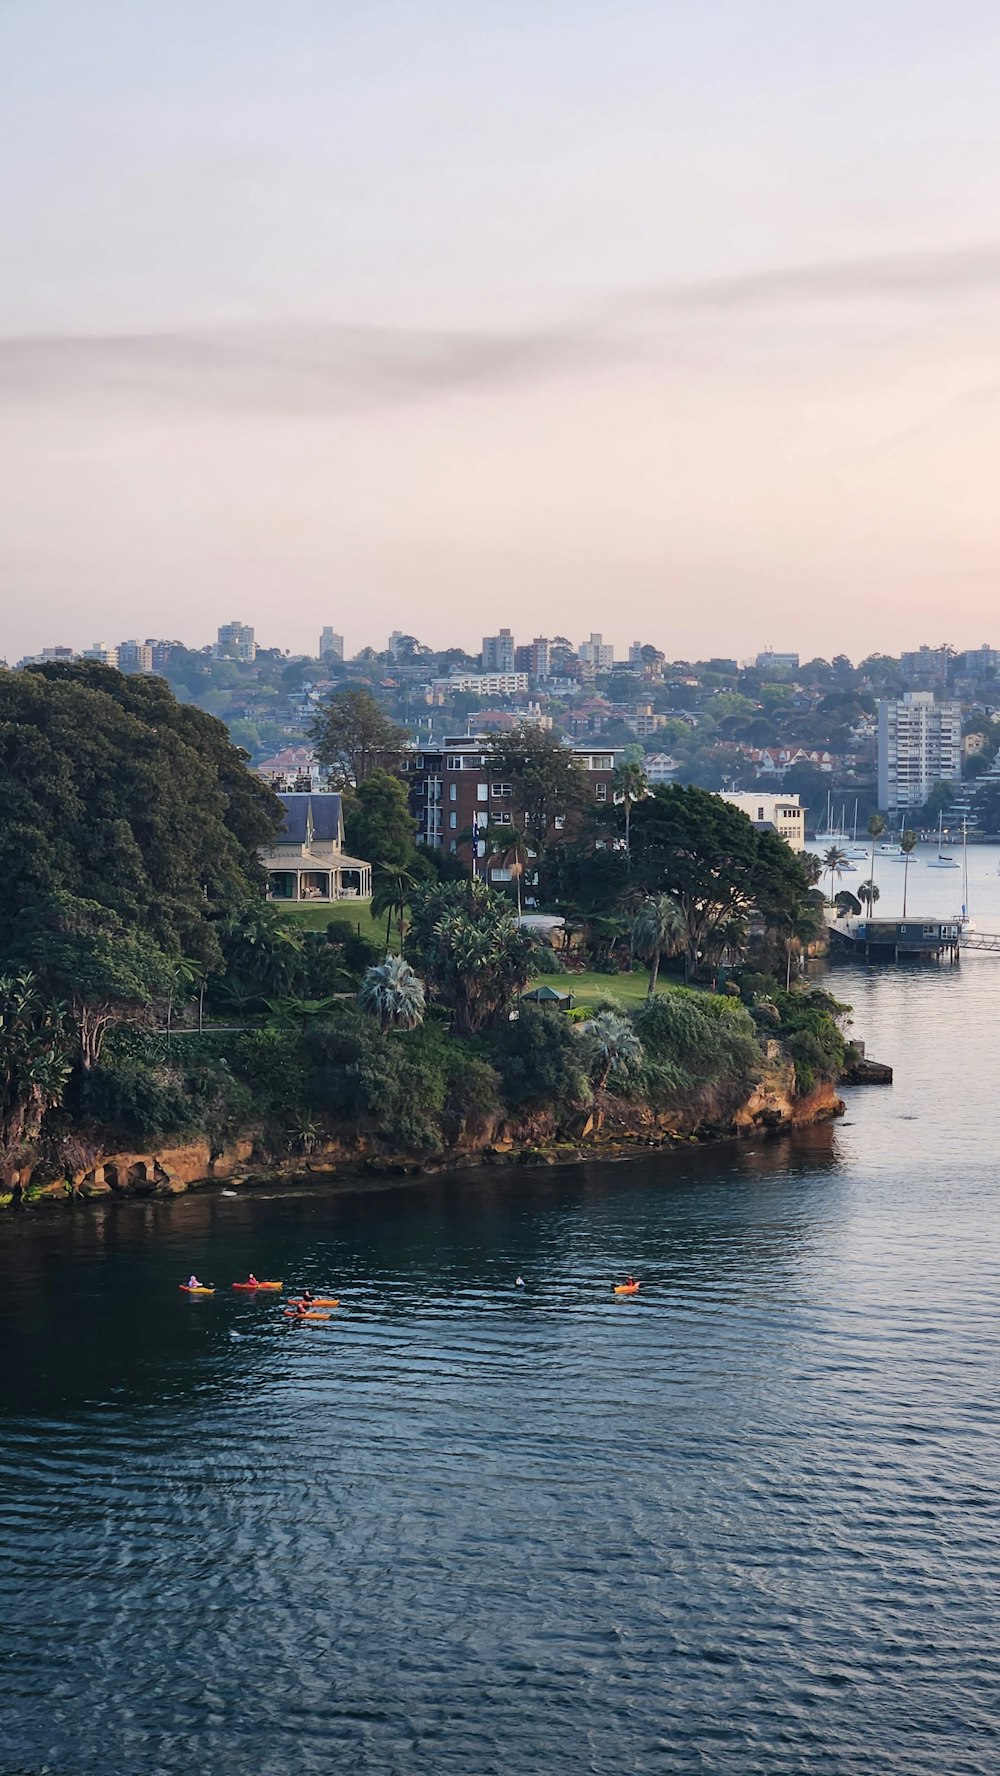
[261,793,372,903]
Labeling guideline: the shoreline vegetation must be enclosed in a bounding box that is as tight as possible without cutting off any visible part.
[0,666,873,1215]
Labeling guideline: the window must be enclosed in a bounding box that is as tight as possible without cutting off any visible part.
[450,812,457,830]
[491,867,512,882]
[447,757,460,770]
[591,754,613,771]
[493,810,512,826]
[595,784,607,802]
[450,783,457,801]
[491,782,512,798]
[757,806,765,820]
[416,755,424,768]
[449,839,457,853]
[477,783,488,801]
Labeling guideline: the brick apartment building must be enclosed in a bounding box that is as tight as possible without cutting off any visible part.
[399,734,618,884]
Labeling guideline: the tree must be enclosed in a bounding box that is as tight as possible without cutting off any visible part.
[822,845,848,903]
[579,1010,644,1090]
[406,879,536,1034]
[631,894,686,997]
[0,972,72,1176]
[487,725,590,846]
[309,688,409,788]
[357,956,426,1032]
[344,768,417,869]
[371,863,419,955]
[900,829,918,916]
[0,663,283,967]
[630,785,812,980]
[866,813,886,910]
[216,904,306,1004]
[613,759,647,867]
[5,893,172,1071]
[774,890,826,990]
[858,881,881,910]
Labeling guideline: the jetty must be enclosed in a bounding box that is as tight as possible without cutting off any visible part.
[828,915,1000,963]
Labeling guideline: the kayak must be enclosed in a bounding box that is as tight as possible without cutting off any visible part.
[232,1281,283,1291]
[179,1284,214,1295]
[283,1309,331,1322]
[287,1297,339,1308]
[614,1282,640,1295]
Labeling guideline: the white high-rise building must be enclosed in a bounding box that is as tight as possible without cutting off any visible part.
[319,628,344,661]
[877,692,961,812]
[578,632,614,671]
[216,620,256,663]
[481,628,515,673]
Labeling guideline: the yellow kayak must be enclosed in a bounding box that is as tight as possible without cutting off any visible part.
[614,1282,640,1295]
[180,1284,215,1295]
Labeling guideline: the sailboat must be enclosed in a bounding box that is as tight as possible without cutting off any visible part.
[847,799,868,860]
[926,810,958,869]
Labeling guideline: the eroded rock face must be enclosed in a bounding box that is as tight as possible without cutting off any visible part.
[5,1074,844,1212]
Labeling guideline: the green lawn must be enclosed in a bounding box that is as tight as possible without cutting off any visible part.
[530,969,655,1007]
[279,898,384,947]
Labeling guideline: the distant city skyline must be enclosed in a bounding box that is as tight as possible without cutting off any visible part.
[7,5,1000,661]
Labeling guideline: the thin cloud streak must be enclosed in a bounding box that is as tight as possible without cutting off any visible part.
[3,240,1000,417]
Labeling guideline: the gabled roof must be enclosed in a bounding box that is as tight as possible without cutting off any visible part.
[277,792,342,844]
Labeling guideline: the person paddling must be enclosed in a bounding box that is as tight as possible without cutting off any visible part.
[300,1289,315,1305]
[187,1274,201,1289]
[246,1273,258,1287]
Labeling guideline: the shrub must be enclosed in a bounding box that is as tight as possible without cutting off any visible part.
[491,1006,593,1114]
[633,987,761,1103]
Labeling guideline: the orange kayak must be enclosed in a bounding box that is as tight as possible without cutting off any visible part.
[232,1281,283,1291]
[287,1297,339,1309]
[180,1284,214,1295]
[614,1282,640,1295]
[283,1309,331,1322]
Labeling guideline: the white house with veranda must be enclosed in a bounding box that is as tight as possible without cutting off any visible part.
[261,793,372,903]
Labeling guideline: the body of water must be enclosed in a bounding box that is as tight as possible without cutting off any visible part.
[3,844,1000,1773]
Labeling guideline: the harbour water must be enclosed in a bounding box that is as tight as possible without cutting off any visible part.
[3,844,1000,1774]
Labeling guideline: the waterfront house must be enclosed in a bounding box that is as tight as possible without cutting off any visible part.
[260,792,372,903]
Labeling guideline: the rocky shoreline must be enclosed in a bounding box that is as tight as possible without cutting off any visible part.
[0,1060,848,1212]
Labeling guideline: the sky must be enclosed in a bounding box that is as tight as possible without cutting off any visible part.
[5,0,1000,663]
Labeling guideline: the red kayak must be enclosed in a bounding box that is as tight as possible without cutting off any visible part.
[232,1281,283,1292]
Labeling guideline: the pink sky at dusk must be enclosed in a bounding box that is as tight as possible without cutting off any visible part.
[4,2,1000,663]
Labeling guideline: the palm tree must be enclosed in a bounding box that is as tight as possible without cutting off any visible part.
[776,892,826,990]
[866,813,886,911]
[631,893,686,997]
[900,829,918,916]
[822,845,848,904]
[580,1010,644,1090]
[357,955,426,1032]
[372,863,419,955]
[612,760,648,868]
[858,881,881,911]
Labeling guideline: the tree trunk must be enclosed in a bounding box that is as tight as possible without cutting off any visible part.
[624,801,631,868]
[647,949,660,997]
[385,906,393,953]
[902,855,909,917]
[786,939,793,991]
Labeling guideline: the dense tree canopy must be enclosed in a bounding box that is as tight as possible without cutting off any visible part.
[344,768,417,867]
[0,663,282,966]
[309,687,409,788]
[629,784,814,978]
[487,725,590,844]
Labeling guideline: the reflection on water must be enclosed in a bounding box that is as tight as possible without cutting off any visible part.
[3,852,1000,1773]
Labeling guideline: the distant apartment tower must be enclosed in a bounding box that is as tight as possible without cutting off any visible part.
[117,639,154,674]
[481,628,515,673]
[877,691,961,813]
[527,637,551,678]
[755,649,799,672]
[319,628,344,661]
[216,620,256,663]
[961,644,999,678]
[900,644,952,687]
[578,632,614,671]
[82,642,119,667]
